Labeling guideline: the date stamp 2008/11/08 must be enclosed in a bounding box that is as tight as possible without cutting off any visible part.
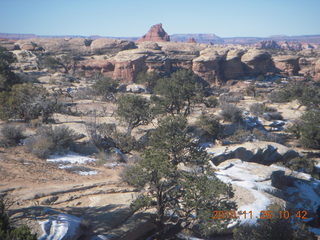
[212,210,308,220]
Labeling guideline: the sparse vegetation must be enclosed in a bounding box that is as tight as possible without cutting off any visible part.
[288,110,320,149]
[0,125,25,147]
[25,125,80,158]
[220,103,243,123]
[195,113,222,141]
[91,74,119,101]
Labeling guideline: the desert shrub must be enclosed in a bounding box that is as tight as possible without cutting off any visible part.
[0,83,59,122]
[284,157,316,175]
[287,110,320,149]
[91,75,118,101]
[203,96,219,108]
[195,113,222,140]
[245,84,257,97]
[220,103,243,123]
[87,122,139,154]
[0,47,20,92]
[233,204,316,240]
[136,71,159,93]
[25,125,80,158]
[0,125,25,147]
[249,103,276,117]
[262,111,283,121]
[219,92,244,103]
[226,128,284,144]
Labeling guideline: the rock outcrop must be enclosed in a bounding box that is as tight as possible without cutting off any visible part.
[273,55,300,76]
[137,23,170,42]
[315,59,320,81]
[192,49,223,84]
[222,49,245,80]
[207,141,300,165]
[241,49,274,76]
[186,37,197,43]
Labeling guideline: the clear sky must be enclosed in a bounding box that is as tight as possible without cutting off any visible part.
[0,0,319,37]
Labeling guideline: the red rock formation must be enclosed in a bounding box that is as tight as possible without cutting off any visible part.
[137,24,170,42]
[186,38,197,43]
[241,49,274,76]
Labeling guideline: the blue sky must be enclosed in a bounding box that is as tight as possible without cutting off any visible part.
[0,0,319,37]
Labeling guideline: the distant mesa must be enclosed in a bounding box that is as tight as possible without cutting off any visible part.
[186,37,197,43]
[136,23,170,42]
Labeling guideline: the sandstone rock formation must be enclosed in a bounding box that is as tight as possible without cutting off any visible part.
[241,49,274,75]
[137,23,170,42]
[192,49,223,84]
[315,59,320,80]
[273,55,300,76]
[222,49,245,80]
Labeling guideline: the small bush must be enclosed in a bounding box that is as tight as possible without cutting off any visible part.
[284,157,316,175]
[91,75,118,101]
[226,128,284,144]
[195,113,221,140]
[219,92,244,103]
[0,125,25,146]
[249,103,276,117]
[25,125,79,158]
[262,111,283,121]
[203,96,219,108]
[287,110,320,149]
[220,103,243,123]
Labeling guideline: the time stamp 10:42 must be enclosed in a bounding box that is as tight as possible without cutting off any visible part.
[212,210,308,220]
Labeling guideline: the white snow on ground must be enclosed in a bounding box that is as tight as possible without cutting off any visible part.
[47,152,96,165]
[38,213,81,240]
[47,152,98,175]
[78,170,98,176]
[214,160,274,225]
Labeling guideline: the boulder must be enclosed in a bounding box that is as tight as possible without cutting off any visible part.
[137,23,170,42]
[241,49,274,76]
[207,141,300,165]
[126,84,146,93]
[273,55,300,75]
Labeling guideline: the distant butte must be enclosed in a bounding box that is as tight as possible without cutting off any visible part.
[136,23,170,42]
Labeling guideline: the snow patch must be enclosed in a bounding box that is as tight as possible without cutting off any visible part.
[38,213,81,240]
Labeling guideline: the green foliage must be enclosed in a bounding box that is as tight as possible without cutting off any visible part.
[152,69,206,116]
[136,71,159,93]
[269,81,320,108]
[288,110,320,149]
[284,157,316,175]
[0,83,59,122]
[25,125,79,158]
[87,122,139,154]
[195,113,222,140]
[0,125,25,147]
[203,96,219,108]
[0,197,36,240]
[0,47,20,92]
[220,103,243,123]
[91,75,119,101]
[122,115,236,237]
[116,94,153,135]
[42,54,79,74]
